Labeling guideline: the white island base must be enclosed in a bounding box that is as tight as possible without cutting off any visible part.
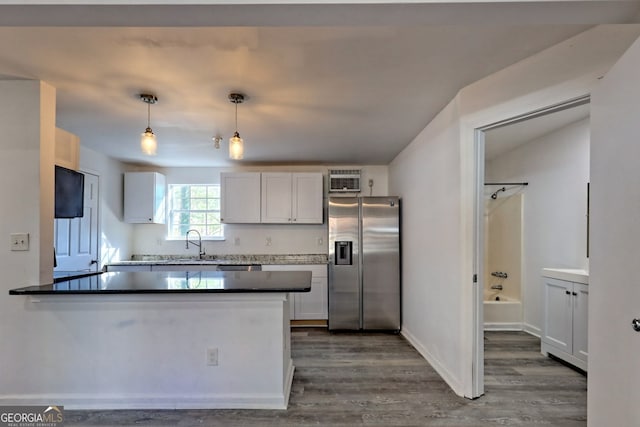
[3,293,294,410]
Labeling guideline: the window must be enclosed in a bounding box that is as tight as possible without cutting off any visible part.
[167,184,223,240]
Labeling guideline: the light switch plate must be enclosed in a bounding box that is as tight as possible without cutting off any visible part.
[10,233,29,251]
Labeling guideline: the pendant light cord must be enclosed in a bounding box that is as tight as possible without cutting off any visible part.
[147,102,151,130]
[234,100,238,133]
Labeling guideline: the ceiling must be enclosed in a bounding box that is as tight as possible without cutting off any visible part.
[0,1,638,167]
[485,103,591,161]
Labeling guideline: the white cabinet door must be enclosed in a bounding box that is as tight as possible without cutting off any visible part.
[124,172,166,224]
[150,264,219,272]
[295,276,328,320]
[572,283,589,362]
[262,264,327,320]
[55,127,80,170]
[106,264,152,272]
[220,172,261,223]
[262,172,323,224]
[543,277,573,353]
[261,173,293,223]
[292,173,323,224]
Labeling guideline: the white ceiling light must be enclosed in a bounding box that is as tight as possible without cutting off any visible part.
[139,94,158,156]
[228,93,245,160]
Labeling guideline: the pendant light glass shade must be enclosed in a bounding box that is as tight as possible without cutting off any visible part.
[229,131,244,160]
[228,93,245,160]
[139,94,158,156]
[141,127,157,155]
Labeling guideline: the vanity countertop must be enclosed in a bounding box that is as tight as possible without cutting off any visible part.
[542,268,589,284]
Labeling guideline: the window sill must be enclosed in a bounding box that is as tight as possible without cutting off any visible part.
[166,237,226,242]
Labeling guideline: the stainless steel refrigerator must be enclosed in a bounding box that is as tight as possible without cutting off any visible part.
[328,196,401,331]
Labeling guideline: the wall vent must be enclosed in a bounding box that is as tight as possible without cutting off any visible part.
[329,169,361,193]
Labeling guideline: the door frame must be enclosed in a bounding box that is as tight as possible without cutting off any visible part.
[471,94,591,397]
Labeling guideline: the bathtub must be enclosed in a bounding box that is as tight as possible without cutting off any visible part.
[483,292,523,331]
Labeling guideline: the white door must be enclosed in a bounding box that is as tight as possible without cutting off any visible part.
[54,172,99,272]
[589,35,640,426]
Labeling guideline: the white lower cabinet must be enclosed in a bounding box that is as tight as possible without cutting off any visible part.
[262,264,327,321]
[150,264,220,271]
[542,276,588,371]
[105,264,152,272]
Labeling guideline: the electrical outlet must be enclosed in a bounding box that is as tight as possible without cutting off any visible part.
[206,348,218,366]
[266,237,272,246]
[317,237,323,246]
[234,237,240,246]
[10,233,29,251]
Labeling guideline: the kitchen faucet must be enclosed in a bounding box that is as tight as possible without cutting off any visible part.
[185,229,205,259]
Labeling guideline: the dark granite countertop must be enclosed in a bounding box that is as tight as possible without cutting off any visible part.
[10,270,312,295]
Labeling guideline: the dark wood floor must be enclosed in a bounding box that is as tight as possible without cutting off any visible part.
[66,330,586,426]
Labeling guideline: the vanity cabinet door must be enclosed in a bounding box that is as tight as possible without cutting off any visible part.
[572,283,589,362]
[543,277,573,353]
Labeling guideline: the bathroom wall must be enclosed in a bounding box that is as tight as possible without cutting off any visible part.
[485,118,589,335]
[484,193,522,302]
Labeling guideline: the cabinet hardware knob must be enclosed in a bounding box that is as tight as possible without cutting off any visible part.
[565,290,571,295]
[572,292,578,296]
[632,318,640,332]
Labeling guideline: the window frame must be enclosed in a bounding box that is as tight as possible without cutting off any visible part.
[166,183,225,241]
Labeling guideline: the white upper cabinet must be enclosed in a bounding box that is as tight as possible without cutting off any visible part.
[261,173,293,223]
[261,172,323,224]
[55,127,80,170]
[220,172,261,223]
[124,172,166,224]
[292,173,324,224]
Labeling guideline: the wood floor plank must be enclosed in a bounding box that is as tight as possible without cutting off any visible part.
[66,329,586,426]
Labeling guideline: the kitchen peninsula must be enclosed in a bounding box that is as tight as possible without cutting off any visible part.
[8,270,311,410]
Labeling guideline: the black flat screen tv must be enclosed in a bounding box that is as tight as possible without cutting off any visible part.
[55,165,85,218]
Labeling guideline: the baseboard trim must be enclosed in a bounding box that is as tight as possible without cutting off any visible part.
[483,322,523,331]
[0,391,290,410]
[401,327,464,397]
[523,323,542,338]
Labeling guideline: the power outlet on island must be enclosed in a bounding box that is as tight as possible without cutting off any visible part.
[206,348,218,366]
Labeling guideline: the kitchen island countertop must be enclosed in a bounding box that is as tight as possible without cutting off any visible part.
[10,270,312,295]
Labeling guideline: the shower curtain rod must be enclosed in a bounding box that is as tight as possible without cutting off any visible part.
[484,182,528,186]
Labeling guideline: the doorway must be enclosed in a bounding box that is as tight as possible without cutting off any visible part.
[473,96,591,396]
[54,171,99,272]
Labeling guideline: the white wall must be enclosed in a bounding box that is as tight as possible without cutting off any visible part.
[0,80,58,398]
[389,25,640,397]
[589,35,640,426]
[0,80,55,287]
[485,118,589,334]
[79,146,134,266]
[124,165,388,257]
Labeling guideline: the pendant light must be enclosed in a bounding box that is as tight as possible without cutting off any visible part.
[139,94,158,156]
[228,93,245,160]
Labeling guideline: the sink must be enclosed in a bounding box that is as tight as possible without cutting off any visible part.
[216,264,262,271]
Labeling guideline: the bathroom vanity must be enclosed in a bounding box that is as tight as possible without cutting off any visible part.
[541,268,589,371]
